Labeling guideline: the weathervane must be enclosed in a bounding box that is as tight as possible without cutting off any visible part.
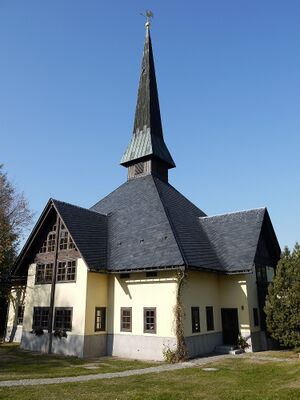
[140,10,154,28]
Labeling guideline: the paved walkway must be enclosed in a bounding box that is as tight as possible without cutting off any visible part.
[0,353,295,388]
[0,354,230,387]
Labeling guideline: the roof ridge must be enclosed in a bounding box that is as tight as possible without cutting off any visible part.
[153,177,207,217]
[200,207,266,219]
[152,177,188,267]
[51,198,106,217]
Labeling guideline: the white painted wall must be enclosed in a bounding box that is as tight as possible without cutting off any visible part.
[22,258,88,335]
[5,285,26,342]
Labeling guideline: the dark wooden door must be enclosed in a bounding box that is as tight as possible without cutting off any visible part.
[221,308,239,345]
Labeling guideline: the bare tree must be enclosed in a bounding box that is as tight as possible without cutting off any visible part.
[0,164,33,339]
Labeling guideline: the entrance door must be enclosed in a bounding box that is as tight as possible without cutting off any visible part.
[221,308,239,346]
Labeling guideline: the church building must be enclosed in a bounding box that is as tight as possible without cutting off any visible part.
[6,19,281,360]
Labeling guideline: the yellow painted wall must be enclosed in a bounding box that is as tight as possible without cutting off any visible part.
[85,272,108,335]
[182,271,252,337]
[22,259,88,335]
[108,271,177,337]
[182,271,221,336]
[218,274,250,336]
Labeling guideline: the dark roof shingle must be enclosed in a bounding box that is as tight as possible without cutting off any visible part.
[199,208,266,273]
[91,176,184,270]
[53,200,107,270]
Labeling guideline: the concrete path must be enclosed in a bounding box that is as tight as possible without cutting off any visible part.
[0,353,295,388]
[0,354,230,388]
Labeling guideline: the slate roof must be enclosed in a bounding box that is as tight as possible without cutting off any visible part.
[91,175,222,272]
[91,175,184,270]
[52,200,107,271]
[199,209,266,273]
[120,26,175,168]
[14,178,279,275]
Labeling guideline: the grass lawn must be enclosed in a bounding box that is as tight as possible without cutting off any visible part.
[0,345,299,400]
[0,343,159,381]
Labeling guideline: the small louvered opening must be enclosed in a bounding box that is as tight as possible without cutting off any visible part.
[135,162,144,175]
[120,273,130,279]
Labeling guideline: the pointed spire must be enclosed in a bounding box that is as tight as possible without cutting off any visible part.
[120,16,175,172]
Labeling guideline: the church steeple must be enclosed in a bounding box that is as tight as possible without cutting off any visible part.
[120,14,175,182]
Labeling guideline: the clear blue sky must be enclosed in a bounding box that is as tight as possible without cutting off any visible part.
[1,0,299,250]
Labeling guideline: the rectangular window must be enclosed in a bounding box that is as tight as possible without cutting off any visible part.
[54,308,72,331]
[35,263,53,284]
[47,233,56,252]
[57,260,76,282]
[206,306,214,331]
[59,231,68,250]
[120,307,132,332]
[95,307,106,332]
[32,307,50,330]
[68,238,76,250]
[144,307,156,334]
[17,305,25,325]
[39,239,47,253]
[256,265,267,282]
[191,307,200,333]
[253,308,259,326]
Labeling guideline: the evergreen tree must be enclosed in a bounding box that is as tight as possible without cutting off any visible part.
[265,243,300,348]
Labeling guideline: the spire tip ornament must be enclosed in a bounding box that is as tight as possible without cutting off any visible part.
[140,10,154,28]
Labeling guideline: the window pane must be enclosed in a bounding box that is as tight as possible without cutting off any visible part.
[57,261,76,282]
[95,307,106,331]
[144,308,156,333]
[45,264,53,282]
[36,264,44,284]
[59,231,68,250]
[121,308,132,332]
[17,306,24,325]
[206,306,214,331]
[32,307,49,330]
[54,308,72,331]
[57,262,66,281]
[191,307,200,333]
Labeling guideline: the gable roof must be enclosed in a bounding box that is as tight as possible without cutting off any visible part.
[14,199,107,274]
[153,178,223,271]
[52,200,107,271]
[199,208,279,273]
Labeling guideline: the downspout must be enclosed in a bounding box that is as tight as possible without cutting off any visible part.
[48,215,61,354]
